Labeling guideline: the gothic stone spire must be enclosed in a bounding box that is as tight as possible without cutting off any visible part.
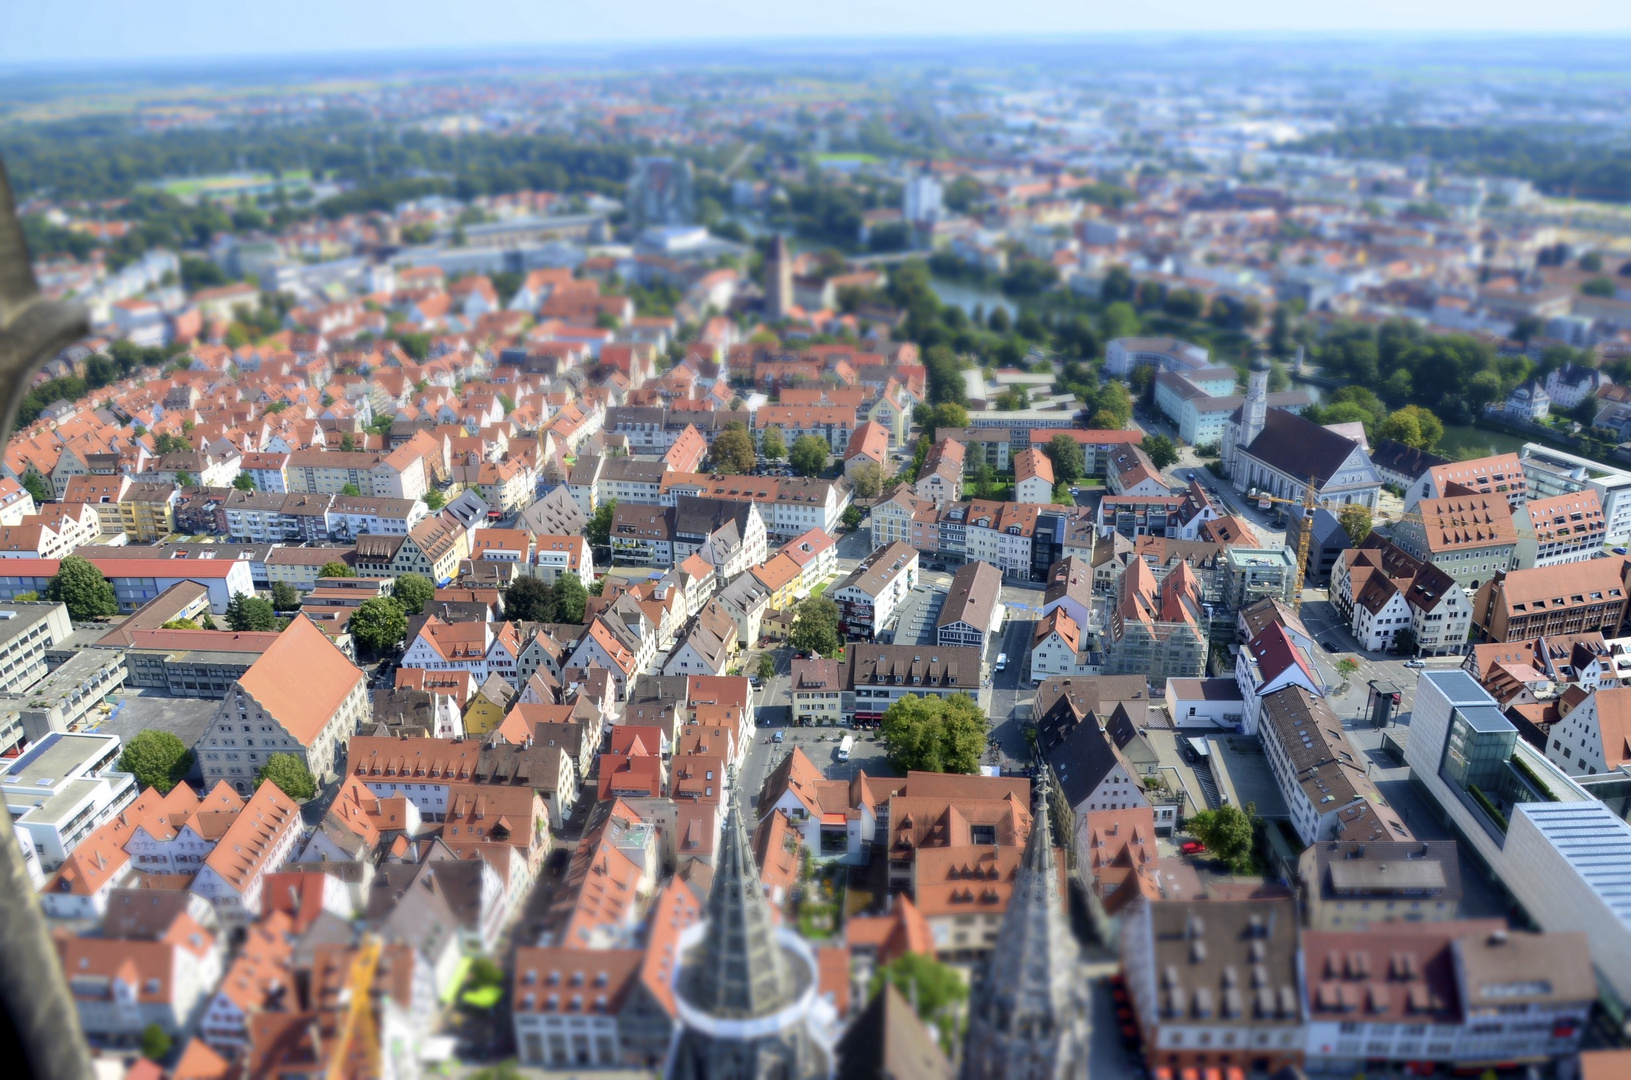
[961,777,1085,1080]
[677,776,799,1019]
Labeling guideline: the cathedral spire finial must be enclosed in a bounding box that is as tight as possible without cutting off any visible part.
[960,777,1085,1080]
[667,775,831,1080]
[677,774,796,1019]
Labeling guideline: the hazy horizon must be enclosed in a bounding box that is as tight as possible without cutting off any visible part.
[6,0,1631,68]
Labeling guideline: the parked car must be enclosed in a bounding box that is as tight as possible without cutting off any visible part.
[773,730,785,743]
[1181,841,1207,856]
[1322,641,1340,653]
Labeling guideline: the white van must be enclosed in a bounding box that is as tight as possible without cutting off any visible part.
[837,735,854,761]
[995,653,1008,672]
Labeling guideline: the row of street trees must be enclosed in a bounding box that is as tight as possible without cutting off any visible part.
[709,419,832,477]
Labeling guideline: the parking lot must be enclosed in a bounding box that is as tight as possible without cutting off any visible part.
[86,691,220,783]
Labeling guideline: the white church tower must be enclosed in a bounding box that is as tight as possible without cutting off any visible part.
[1222,352,1271,478]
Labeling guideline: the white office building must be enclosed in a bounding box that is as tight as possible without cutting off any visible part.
[1409,670,1631,1018]
[1520,443,1631,545]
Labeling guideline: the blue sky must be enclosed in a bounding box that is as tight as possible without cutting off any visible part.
[4,0,1631,65]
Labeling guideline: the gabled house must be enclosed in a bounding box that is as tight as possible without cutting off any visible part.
[1235,622,1327,735]
[196,616,367,794]
[58,913,221,1041]
[189,780,303,924]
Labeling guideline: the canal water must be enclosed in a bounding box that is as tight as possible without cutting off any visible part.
[1287,374,1532,461]
[1434,424,1531,460]
[929,278,1016,320]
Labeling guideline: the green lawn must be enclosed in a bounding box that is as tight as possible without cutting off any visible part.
[962,480,1013,500]
[149,169,312,199]
[809,581,830,598]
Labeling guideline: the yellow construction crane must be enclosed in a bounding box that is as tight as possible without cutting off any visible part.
[1222,481,1569,615]
[324,935,383,1080]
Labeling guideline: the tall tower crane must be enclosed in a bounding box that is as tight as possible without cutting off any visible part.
[324,936,383,1080]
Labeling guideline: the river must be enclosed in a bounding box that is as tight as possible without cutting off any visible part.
[1434,424,1533,460]
[929,277,1016,320]
[1289,371,1532,460]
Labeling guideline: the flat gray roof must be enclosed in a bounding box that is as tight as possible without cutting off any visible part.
[1516,802,1631,930]
[1327,859,1449,892]
[2,732,116,790]
[14,777,103,826]
[1422,669,1494,705]
[0,603,61,647]
[1454,704,1515,734]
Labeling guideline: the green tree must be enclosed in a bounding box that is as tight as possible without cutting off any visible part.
[340,482,363,496]
[790,595,842,657]
[881,693,986,775]
[232,473,255,491]
[1185,803,1257,873]
[120,730,194,794]
[974,461,996,500]
[225,592,277,632]
[174,471,193,488]
[789,434,831,477]
[711,425,758,474]
[505,576,559,623]
[1393,628,1419,656]
[1581,277,1616,298]
[12,591,37,602]
[587,499,617,552]
[1267,359,1291,393]
[318,561,352,579]
[256,753,317,801]
[1338,503,1374,546]
[842,505,864,530]
[160,618,200,630]
[760,427,787,461]
[1375,405,1444,451]
[140,1022,172,1063]
[1044,434,1086,485]
[555,574,589,624]
[1101,299,1140,340]
[392,573,434,615]
[20,472,50,506]
[904,434,931,483]
[423,488,446,510]
[349,597,407,653]
[869,952,969,1053]
[1140,433,1179,470]
[270,581,302,612]
[758,653,777,680]
[1101,266,1135,303]
[931,402,968,435]
[850,461,887,499]
[45,555,119,620]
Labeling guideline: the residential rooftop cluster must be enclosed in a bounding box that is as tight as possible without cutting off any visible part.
[15,38,1631,1080]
